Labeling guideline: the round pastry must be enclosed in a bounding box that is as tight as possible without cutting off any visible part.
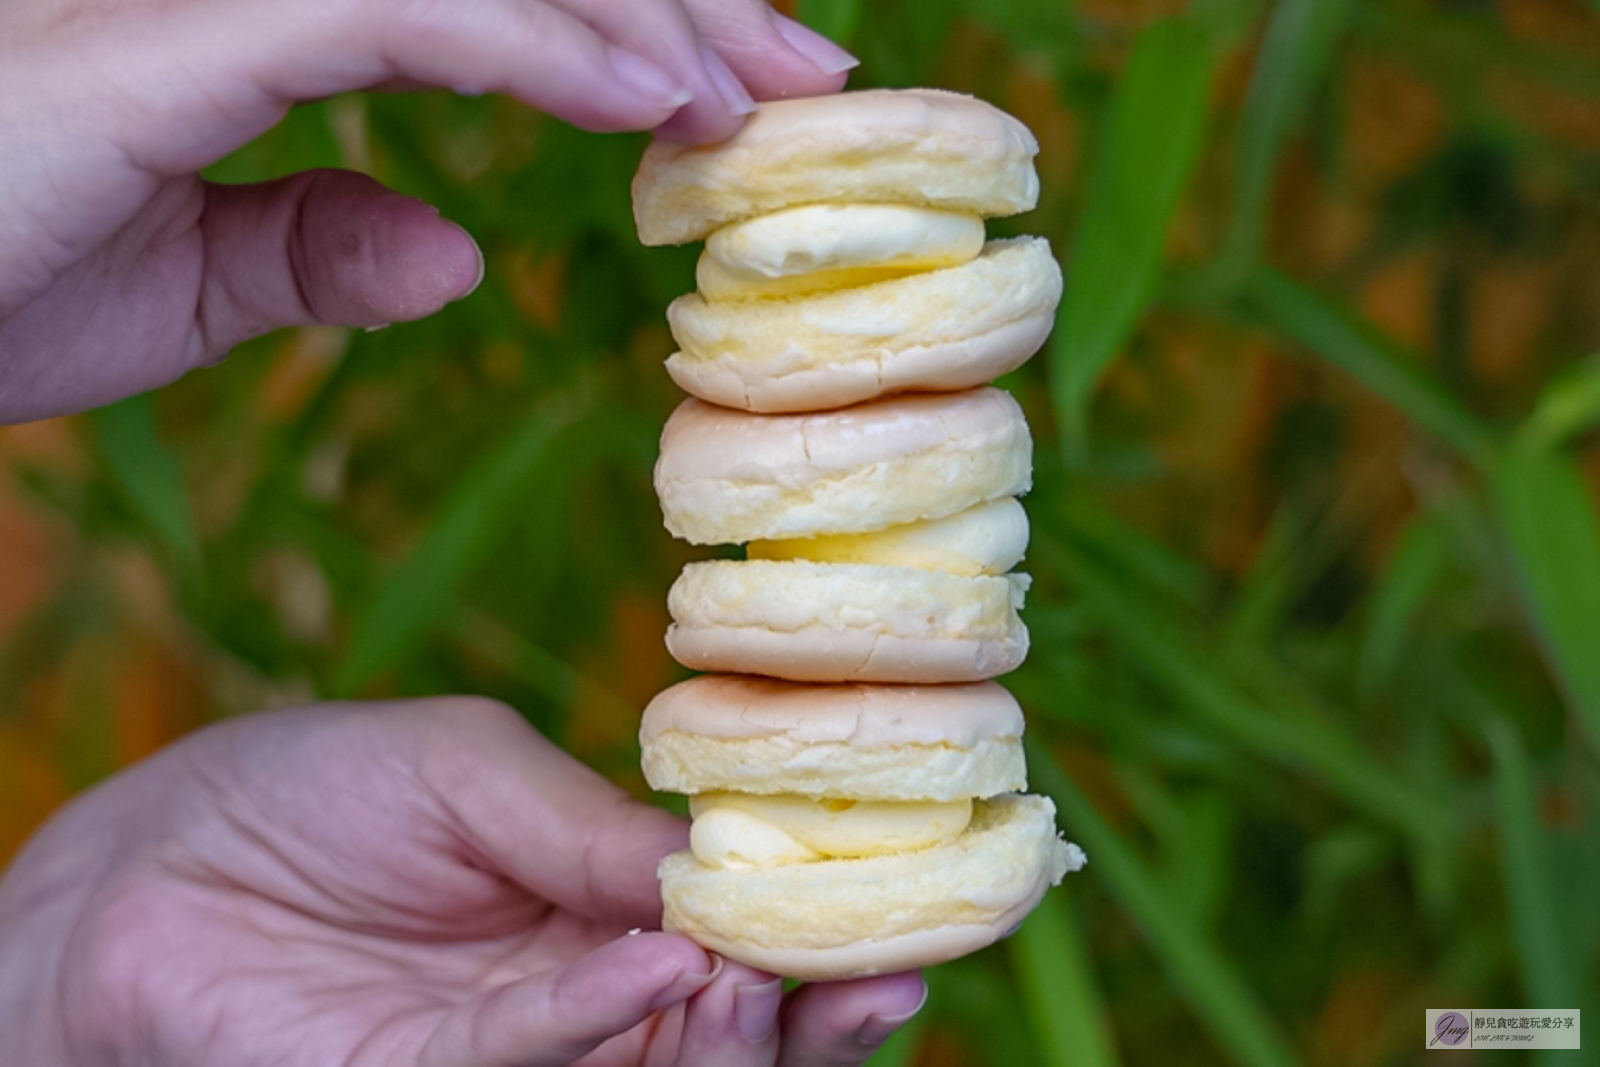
[656,389,1034,682]
[654,387,1032,546]
[667,237,1062,413]
[633,89,1040,247]
[640,675,1083,981]
[664,559,1030,683]
[640,675,1027,800]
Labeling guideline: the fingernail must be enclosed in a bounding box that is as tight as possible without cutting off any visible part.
[855,980,929,1047]
[444,220,485,298]
[700,45,757,118]
[608,46,694,111]
[773,14,860,75]
[647,953,724,1012]
[734,977,783,1043]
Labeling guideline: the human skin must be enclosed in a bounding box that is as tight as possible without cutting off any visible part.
[0,0,923,1059]
[0,0,857,422]
[0,698,927,1064]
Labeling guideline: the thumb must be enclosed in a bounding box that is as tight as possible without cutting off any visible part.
[196,169,482,354]
[417,932,720,1067]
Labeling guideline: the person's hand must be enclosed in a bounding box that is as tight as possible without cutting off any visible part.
[0,698,924,1065]
[0,0,857,424]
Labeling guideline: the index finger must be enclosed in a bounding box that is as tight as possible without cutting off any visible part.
[778,972,929,1066]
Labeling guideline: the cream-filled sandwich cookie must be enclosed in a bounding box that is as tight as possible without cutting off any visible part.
[641,675,1027,798]
[641,675,1084,980]
[656,388,1033,682]
[670,237,1062,413]
[672,499,1029,682]
[633,89,1040,247]
[665,556,1029,683]
[655,387,1031,546]
[634,89,1059,412]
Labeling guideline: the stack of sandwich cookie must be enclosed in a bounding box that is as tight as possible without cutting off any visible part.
[633,88,1084,981]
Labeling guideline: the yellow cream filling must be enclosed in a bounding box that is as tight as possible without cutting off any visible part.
[688,793,975,869]
[746,497,1028,577]
[697,204,984,302]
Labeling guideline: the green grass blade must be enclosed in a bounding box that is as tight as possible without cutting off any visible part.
[1218,505,1303,658]
[1042,533,1451,841]
[1357,513,1450,697]
[1517,357,1600,453]
[1214,0,1352,286]
[87,394,201,575]
[1029,741,1297,1067]
[1116,770,1232,928]
[1242,268,1499,470]
[920,957,1038,1064]
[1052,16,1215,460]
[1491,443,1600,748]
[1485,718,1583,1015]
[1052,489,1213,610]
[453,609,580,708]
[1008,889,1119,1067]
[331,391,587,695]
[451,609,636,748]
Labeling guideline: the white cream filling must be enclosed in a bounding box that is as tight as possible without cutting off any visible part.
[697,204,985,301]
[746,497,1028,577]
[688,793,975,869]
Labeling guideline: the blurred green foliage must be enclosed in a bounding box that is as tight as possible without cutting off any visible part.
[6,0,1600,1064]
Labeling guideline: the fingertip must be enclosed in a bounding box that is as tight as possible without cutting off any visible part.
[692,7,855,108]
[438,931,716,1065]
[597,931,720,1011]
[197,170,485,351]
[606,46,696,113]
[700,45,756,117]
[649,47,756,145]
[581,928,711,979]
[734,973,784,1045]
[650,88,748,144]
[851,971,928,1046]
[859,969,930,1011]
[296,173,480,325]
[676,956,785,1059]
[646,945,725,1011]
[375,206,483,319]
[778,969,928,1063]
[772,14,860,77]
[441,220,485,301]
[653,17,851,144]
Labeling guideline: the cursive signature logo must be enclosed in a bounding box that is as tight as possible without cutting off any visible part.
[1432,1012,1470,1047]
